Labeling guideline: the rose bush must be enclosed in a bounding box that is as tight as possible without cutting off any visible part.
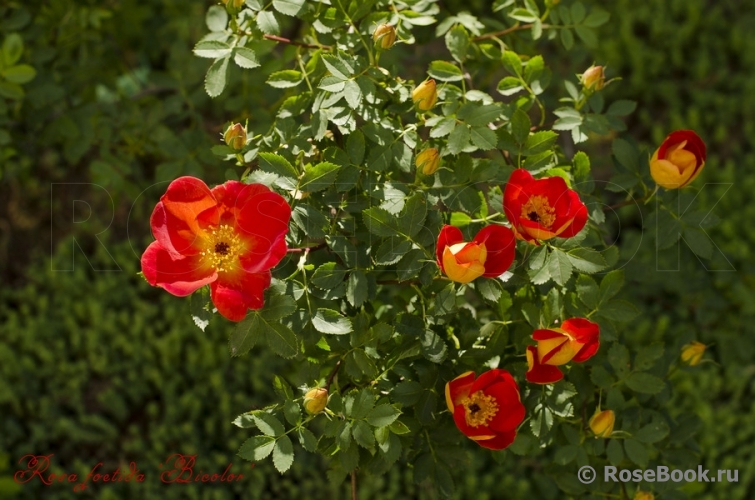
[145,0,724,497]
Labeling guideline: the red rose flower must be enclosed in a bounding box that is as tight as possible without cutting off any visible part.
[445,369,525,450]
[436,225,516,284]
[140,176,291,322]
[525,318,600,384]
[503,169,588,243]
[649,130,706,189]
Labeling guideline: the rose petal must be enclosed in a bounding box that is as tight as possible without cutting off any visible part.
[473,225,516,277]
[210,270,272,322]
[141,241,216,296]
[436,225,465,271]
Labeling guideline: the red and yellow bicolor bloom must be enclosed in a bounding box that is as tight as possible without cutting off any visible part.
[503,169,588,244]
[436,225,516,284]
[589,409,615,438]
[525,318,600,384]
[681,341,706,366]
[140,176,291,322]
[649,130,706,189]
[445,369,525,450]
[412,79,438,111]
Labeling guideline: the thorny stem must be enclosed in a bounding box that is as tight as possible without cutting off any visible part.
[325,359,342,391]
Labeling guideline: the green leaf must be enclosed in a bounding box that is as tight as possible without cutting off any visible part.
[445,25,469,63]
[511,109,531,145]
[367,405,401,428]
[265,322,299,358]
[298,428,318,452]
[352,420,376,449]
[599,300,639,323]
[575,26,598,47]
[612,138,639,170]
[347,271,368,307]
[637,421,669,444]
[267,69,303,88]
[430,117,457,138]
[375,238,412,265]
[470,127,498,150]
[190,287,213,332]
[635,344,664,371]
[398,193,427,237]
[258,152,298,178]
[626,372,665,394]
[583,8,610,27]
[570,2,586,23]
[502,51,522,76]
[607,100,636,116]
[312,309,353,335]
[523,55,545,83]
[321,54,353,80]
[272,0,305,16]
[350,389,376,419]
[300,162,340,192]
[567,248,607,273]
[229,315,262,356]
[256,10,281,35]
[458,103,503,126]
[363,207,398,237]
[253,413,286,436]
[624,439,648,467]
[497,76,524,96]
[273,435,295,473]
[576,274,599,309]
[421,330,448,363]
[312,262,347,289]
[392,381,423,406]
[260,295,296,321]
[2,33,23,66]
[238,436,276,461]
[205,5,228,31]
[204,56,230,98]
[233,47,260,68]
[347,130,365,165]
[447,124,471,155]
[284,400,301,425]
[0,80,23,99]
[548,249,573,286]
[560,28,574,50]
[606,439,624,466]
[599,270,624,304]
[524,131,558,155]
[273,375,294,400]
[427,60,463,82]
[683,227,713,259]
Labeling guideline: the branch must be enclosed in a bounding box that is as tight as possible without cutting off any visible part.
[473,24,548,42]
[263,34,331,50]
[351,470,357,500]
[325,360,342,391]
[287,242,328,253]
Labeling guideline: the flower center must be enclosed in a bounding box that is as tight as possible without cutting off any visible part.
[521,195,556,229]
[461,391,498,428]
[200,224,243,273]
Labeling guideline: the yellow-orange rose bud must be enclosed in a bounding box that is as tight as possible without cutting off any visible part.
[412,79,438,111]
[221,0,244,9]
[681,341,706,366]
[303,388,328,414]
[545,0,561,6]
[633,491,654,500]
[416,148,440,175]
[581,65,605,91]
[589,410,615,438]
[223,123,247,151]
[650,130,707,189]
[373,24,397,50]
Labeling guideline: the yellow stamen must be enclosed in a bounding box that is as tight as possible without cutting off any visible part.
[199,224,243,273]
[461,391,499,428]
[521,195,556,229]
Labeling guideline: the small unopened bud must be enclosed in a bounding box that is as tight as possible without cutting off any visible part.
[545,0,561,7]
[303,388,328,414]
[633,491,654,500]
[223,123,247,151]
[412,79,438,111]
[373,24,397,50]
[581,65,605,91]
[681,341,706,366]
[221,0,244,14]
[589,410,615,438]
[415,148,440,175]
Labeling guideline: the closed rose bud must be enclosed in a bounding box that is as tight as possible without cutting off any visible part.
[681,341,706,366]
[221,0,244,12]
[633,491,654,500]
[223,123,247,151]
[545,0,561,6]
[416,148,440,175]
[650,130,706,189]
[412,79,438,111]
[373,24,397,50]
[303,388,328,414]
[589,410,615,438]
[581,65,605,91]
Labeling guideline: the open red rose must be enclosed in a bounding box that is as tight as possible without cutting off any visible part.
[649,130,706,189]
[503,169,588,243]
[525,318,600,384]
[436,225,516,284]
[141,176,291,322]
[445,369,525,450]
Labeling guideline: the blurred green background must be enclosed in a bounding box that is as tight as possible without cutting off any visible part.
[1,0,753,498]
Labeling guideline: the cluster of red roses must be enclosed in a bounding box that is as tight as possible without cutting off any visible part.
[140,130,705,451]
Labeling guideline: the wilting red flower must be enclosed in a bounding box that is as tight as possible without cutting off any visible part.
[445,369,525,450]
[649,130,706,189]
[526,318,600,384]
[503,169,588,243]
[141,176,291,322]
[436,225,516,284]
